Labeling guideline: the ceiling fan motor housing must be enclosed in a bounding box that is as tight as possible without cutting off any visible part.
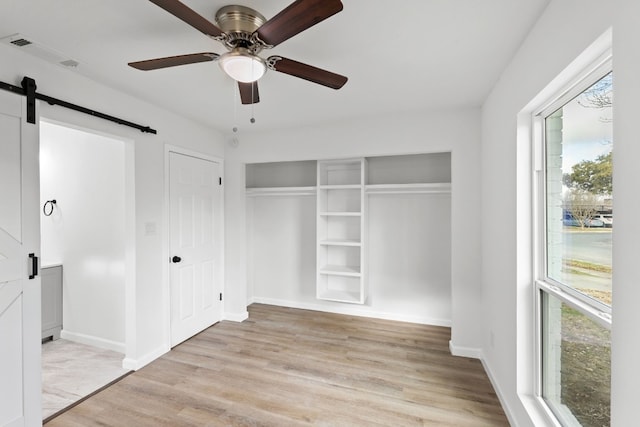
[215,5,266,51]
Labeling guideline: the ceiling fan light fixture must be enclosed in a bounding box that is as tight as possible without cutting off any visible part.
[219,48,266,83]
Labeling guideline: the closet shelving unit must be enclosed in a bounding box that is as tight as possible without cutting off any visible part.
[245,153,452,306]
[316,158,367,304]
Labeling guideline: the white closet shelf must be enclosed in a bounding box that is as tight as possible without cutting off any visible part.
[318,184,362,190]
[246,186,317,197]
[365,182,451,194]
[319,265,361,277]
[317,289,362,304]
[246,184,451,196]
[319,239,361,247]
[319,212,362,217]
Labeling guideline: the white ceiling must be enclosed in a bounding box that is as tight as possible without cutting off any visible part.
[0,0,550,134]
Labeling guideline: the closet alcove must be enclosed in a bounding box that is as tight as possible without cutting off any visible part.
[246,152,452,325]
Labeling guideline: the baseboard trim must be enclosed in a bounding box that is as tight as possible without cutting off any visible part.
[481,352,561,427]
[250,297,451,327]
[480,352,519,426]
[448,340,482,359]
[223,311,249,322]
[122,345,170,371]
[60,330,125,354]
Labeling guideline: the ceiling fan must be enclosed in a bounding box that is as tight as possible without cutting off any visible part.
[128,0,348,104]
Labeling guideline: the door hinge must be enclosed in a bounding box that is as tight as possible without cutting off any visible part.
[219,293,223,301]
[219,177,222,185]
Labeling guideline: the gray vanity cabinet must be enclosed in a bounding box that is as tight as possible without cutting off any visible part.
[41,265,63,340]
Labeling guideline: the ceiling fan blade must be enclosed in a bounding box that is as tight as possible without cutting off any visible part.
[268,57,347,89]
[128,53,219,71]
[238,81,260,104]
[148,0,224,38]
[255,0,343,47]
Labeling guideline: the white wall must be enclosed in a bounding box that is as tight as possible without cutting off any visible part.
[611,1,640,424]
[0,43,226,369]
[479,0,640,425]
[225,109,482,352]
[248,195,317,306]
[40,121,126,351]
[368,193,451,322]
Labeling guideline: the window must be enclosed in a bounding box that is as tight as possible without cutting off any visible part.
[536,66,612,426]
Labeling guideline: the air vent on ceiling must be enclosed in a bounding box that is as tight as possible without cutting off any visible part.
[59,59,79,68]
[11,38,32,47]
[1,33,80,70]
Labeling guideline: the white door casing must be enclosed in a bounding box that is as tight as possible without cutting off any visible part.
[0,91,41,426]
[169,151,222,347]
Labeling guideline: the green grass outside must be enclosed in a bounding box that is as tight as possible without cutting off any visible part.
[560,295,611,426]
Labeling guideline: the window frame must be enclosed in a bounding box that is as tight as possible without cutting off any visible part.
[532,56,613,425]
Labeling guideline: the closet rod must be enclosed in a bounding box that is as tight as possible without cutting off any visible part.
[0,77,157,134]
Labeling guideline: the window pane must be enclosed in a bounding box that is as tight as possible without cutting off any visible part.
[545,73,613,306]
[541,291,611,426]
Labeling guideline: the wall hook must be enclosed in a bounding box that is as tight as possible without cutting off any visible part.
[43,199,57,216]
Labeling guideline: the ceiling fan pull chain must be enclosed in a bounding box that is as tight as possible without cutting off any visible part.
[250,61,256,124]
[233,79,239,133]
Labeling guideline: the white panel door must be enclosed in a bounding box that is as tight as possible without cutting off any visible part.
[0,91,41,426]
[169,152,222,347]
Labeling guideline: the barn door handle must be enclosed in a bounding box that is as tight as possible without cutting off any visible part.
[171,256,182,263]
[29,253,39,279]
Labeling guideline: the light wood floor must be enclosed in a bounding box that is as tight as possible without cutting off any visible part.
[46,304,509,426]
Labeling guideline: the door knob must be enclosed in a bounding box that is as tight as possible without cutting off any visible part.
[172,256,182,263]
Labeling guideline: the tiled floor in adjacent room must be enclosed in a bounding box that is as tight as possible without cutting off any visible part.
[42,339,130,422]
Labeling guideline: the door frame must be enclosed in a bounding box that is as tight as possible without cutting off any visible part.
[163,145,224,348]
[40,116,136,364]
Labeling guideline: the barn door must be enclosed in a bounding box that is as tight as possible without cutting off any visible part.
[169,151,223,347]
[0,90,41,426]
